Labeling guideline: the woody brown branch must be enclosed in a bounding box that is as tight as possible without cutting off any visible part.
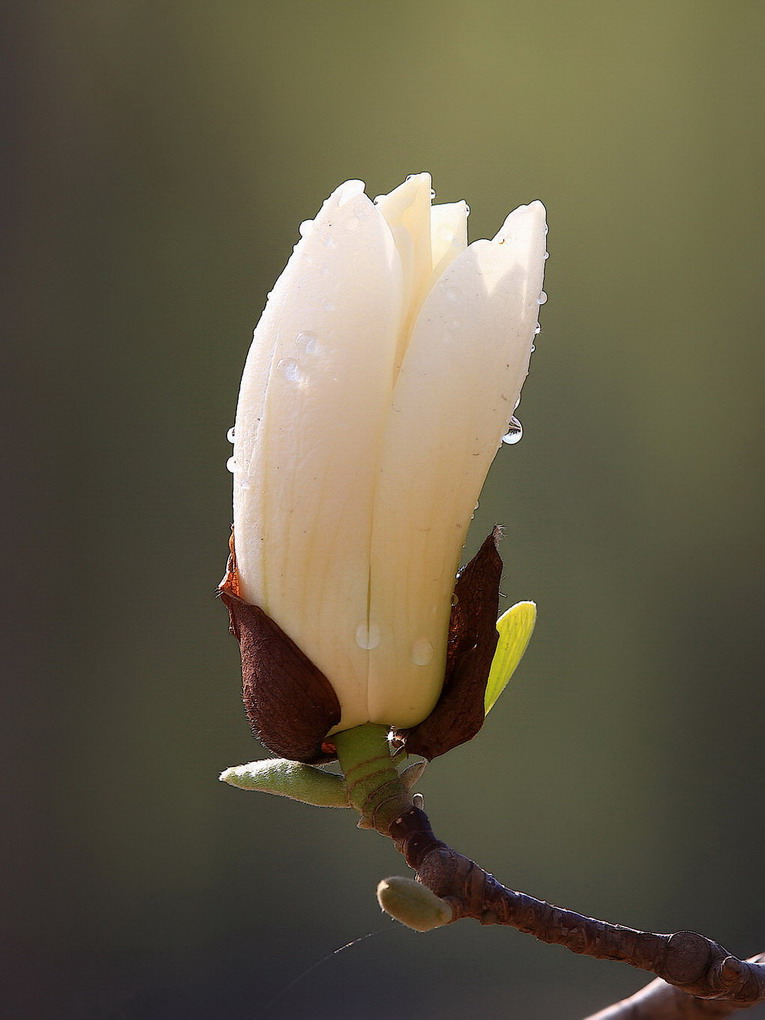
[584,958,765,1020]
[386,806,765,1009]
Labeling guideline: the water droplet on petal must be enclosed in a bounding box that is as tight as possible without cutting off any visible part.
[534,323,542,336]
[296,331,318,353]
[502,416,523,445]
[226,456,237,473]
[543,251,550,260]
[226,426,236,443]
[355,623,381,650]
[430,188,436,201]
[538,291,548,305]
[298,219,314,237]
[451,593,459,608]
[322,299,335,312]
[411,638,434,666]
[240,479,250,490]
[279,358,304,384]
[324,235,337,249]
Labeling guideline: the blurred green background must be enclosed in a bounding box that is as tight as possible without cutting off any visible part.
[5,1,764,1017]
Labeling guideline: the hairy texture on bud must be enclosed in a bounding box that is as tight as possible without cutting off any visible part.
[377,876,453,932]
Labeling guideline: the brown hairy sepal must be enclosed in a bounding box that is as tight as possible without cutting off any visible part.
[218,535,341,764]
[393,527,503,760]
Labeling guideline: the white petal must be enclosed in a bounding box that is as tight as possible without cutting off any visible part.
[430,200,468,280]
[375,173,434,374]
[232,180,403,729]
[365,200,547,727]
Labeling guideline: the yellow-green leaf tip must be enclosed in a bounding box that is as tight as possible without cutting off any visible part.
[376,876,453,932]
[484,600,537,714]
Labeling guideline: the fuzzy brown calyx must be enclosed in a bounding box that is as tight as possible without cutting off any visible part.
[219,546,341,764]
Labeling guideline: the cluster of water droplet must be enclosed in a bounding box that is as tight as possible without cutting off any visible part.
[225,427,251,487]
[226,427,237,475]
[353,623,435,666]
[274,329,326,390]
[296,330,318,353]
[278,358,303,384]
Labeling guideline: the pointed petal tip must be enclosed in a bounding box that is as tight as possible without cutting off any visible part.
[496,199,546,232]
[526,200,547,233]
[374,171,433,208]
[318,180,367,216]
[334,178,367,206]
[509,199,546,219]
[402,171,432,192]
[491,201,548,254]
[308,177,379,244]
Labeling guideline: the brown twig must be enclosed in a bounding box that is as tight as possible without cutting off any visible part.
[584,960,765,1019]
[385,806,764,1012]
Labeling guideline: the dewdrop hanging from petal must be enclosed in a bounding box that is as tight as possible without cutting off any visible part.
[219,174,547,762]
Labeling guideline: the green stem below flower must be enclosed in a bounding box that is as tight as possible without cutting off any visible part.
[334,723,412,832]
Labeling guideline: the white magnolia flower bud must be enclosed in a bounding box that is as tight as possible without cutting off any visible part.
[229,174,546,734]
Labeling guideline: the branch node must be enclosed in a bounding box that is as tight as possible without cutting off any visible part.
[662,930,713,985]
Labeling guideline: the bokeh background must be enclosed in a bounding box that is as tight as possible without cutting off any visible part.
[4,1,765,1017]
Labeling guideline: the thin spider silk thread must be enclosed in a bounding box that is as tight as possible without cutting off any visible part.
[259,927,395,1017]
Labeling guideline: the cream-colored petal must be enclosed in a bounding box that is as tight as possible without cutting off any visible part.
[232,180,403,729]
[374,173,433,374]
[365,201,547,727]
[430,201,469,280]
